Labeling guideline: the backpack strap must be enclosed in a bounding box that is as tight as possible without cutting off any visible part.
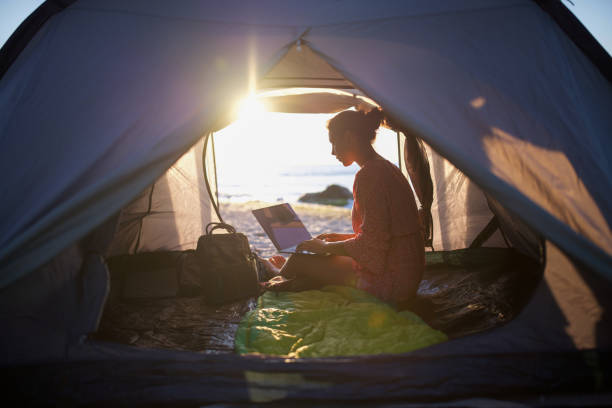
[205,222,236,235]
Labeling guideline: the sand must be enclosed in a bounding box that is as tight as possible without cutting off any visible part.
[219,201,354,258]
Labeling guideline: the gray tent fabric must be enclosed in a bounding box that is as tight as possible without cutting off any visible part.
[304,3,612,274]
[0,0,611,403]
[0,2,295,286]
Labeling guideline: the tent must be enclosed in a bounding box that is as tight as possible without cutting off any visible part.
[1,0,611,405]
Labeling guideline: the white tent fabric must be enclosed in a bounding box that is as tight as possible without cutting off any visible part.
[0,0,610,289]
[107,138,215,255]
[260,44,353,89]
[396,132,506,251]
[425,141,507,251]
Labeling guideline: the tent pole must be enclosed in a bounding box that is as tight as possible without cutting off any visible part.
[468,216,499,249]
[211,133,220,206]
[134,184,155,254]
[202,133,224,223]
[396,131,402,171]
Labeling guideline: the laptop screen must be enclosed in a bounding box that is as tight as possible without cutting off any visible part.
[252,203,312,251]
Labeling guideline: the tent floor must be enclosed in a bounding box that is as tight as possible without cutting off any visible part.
[95,247,542,353]
[95,295,257,353]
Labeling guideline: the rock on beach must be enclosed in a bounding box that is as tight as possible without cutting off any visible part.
[298,184,352,207]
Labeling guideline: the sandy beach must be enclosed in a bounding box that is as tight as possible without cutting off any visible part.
[219,201,354,258]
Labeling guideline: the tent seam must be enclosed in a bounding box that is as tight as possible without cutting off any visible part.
[66,2,530,29]
[65,6,301,29]
[308,2,532,29]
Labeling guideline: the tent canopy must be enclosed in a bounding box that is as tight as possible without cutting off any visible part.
[0,0,610,289]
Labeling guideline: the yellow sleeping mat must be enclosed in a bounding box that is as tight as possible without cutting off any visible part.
[235,285,447,358]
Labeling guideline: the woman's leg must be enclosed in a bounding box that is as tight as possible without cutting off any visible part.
[277,254,357,287]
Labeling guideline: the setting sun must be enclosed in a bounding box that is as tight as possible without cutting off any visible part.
[237,95,266,122]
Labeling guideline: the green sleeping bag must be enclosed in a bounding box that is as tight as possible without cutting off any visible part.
[235,286,447,358]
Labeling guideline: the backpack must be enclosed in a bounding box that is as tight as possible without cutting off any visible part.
[196,222,260,305]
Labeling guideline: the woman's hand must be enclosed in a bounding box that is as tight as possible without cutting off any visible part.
[316,233,354,242]
[296,238,328,254]
[298,237,349,256]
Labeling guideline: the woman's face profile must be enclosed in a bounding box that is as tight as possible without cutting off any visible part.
[329,130,355,166]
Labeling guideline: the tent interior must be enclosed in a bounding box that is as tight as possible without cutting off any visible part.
[1,0,611,405]
[89,84,544,353]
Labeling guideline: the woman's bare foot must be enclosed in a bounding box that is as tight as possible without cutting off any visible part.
[268,255,286,269]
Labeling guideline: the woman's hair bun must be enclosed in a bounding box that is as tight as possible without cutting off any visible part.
[328,106,387,143]
[361,107,385,134]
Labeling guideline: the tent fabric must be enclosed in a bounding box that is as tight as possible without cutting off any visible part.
[0,3,295,286]
[423,140,507,251]
[5,348,610,405]
[304,3,612,273]
[0,0,77,80]
[0,214,117,366]
[106,138,214,255]
[535,0,612,83]
[0,2,611,403]
[0,243,84,365]
[259,44,354,89]
[486,194,543,259]
[397,129,506,251]
[257,88,375,114]
[1,0,609,289]
[235,286,448,358]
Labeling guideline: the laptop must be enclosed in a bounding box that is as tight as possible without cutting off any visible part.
[251,203,314,254]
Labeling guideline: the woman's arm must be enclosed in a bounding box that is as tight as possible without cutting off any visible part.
[297,237,351,256]
[299,230,356,254]
[316,233,355,242]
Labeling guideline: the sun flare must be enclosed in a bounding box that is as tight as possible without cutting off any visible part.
[237,96,266,121]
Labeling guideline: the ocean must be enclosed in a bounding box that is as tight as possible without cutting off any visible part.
[216,163,360,208]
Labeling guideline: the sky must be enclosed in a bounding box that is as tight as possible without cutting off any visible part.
[0,0,43,47]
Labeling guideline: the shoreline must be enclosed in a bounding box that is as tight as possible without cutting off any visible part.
[219,201,353,258]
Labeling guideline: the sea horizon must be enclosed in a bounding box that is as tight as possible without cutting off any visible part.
[217,163,360,208]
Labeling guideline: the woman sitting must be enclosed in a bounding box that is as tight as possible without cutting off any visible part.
[262,108,424,307]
